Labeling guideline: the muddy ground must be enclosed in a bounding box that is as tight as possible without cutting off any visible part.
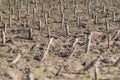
[0,0,120,80]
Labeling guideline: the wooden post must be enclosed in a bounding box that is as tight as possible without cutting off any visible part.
[0,14,2,22]
[11,7,14,15]
[74,7,77,18]
[38,18,41,31]
[48,10,51,18]
[14,0,17,5]
[18,9,21,20]
[61,17,64,28]
[42,3,45,13]
[111,30,120,40]
[2,31,5,45]
[87,3,91,15]
[86,31,92,53]
[107,33,110,49]
[105,19,109,31]
[94,15,97,24]
[94,65,99,80]
[56,38,78,76]
[45,13,48,25]
[9,15,12,27]
[72,38,79,48]
[33,8,36,17]
[112,11,115,22]
[0,0,2,6]
[72,0,75,7]
[102,5,106,14]
[27,3,30,15]
[42,38,54,61]
[65,24,69,35]
[76,16,80,27]
[4,23,7,33]
[29,28,33,40]
[8,0,11,9]
[92,11,95,19]
[47,26,50,38]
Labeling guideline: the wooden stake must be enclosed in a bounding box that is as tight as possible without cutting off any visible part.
[87,3,91,14]
[38,18,41,31]
[112,11,115,22]
[47,26,50,38]
[65,24,69,35]
[61,17,64,28]
[74,7,77,18]
[33,8,36,17]
[105,19,109,31]
[56,38,78,76]
[10,54,21,64]
[72,38,79,48]
[18,9,21,20]
[86,32,92,54]
[4,23,7,33]
[2,31,5,45]
[111,30,120,40]
[29,28,33,40]
[94,15,97,24]
[42,38,54,61]
[45,13,48,25]
[27,3,30,15]
[9,15,12,28]
[0,14,2,22]
[94,65,99,80]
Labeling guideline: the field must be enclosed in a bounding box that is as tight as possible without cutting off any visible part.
[0,0,120,80]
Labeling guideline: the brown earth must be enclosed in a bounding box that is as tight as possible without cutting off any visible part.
[0,0,120,80]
